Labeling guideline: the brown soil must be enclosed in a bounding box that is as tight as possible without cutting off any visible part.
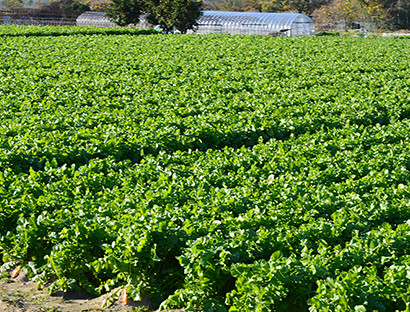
[0,272,182,312]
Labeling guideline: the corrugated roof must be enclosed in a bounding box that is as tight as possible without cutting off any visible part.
[77,11,116,27]
[198,11,311,31]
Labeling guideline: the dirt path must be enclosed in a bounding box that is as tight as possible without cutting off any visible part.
[0,273,180,312]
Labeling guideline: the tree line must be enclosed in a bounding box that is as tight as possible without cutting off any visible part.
[1,0,408,30]
[203,0,409,29]
[106,0,408,31]
[0,0,203,33]
[105,0,202,33]
[0,0,90,17]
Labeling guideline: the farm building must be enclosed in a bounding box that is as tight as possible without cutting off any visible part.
[192,11,315,36]
[76,11,151,28]
[76,11,315,36]
[76,11,116,28]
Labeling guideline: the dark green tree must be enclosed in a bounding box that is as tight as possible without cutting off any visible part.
[5,0,22,9]
[36,0,90,18]
[392,0,409,29]
[146,0,203,33]
[105,0,146,26]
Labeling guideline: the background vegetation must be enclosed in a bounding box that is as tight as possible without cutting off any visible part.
[105,0,202,33]
[0,0,408,30]
[202,0,409,30]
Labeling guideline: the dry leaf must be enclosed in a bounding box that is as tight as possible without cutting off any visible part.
[120,286,128,305]
[10,265,21,278]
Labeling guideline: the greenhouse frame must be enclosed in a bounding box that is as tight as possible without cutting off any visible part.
[192,11,315,36]
[76,12,117,28]
[76,11,315,37]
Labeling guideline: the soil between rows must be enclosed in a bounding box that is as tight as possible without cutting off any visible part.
[0,273,183,312]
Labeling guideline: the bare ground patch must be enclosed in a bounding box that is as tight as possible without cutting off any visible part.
[0,273,182,312]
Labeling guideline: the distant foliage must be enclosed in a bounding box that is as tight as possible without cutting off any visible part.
[314,0,410,30]
[204,0,330,15]
[36,0,90,17]
[146,0,202,33]
[3,0,22,9]
[203,0,261,11]
[1,0,90,13]
[105,0,202,32]
[203,0,409,29]
[313,0,370,28]
[105,0,145,26]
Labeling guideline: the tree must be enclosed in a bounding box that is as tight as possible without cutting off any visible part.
[146,0,203,33]
[204,0,255,11]
[105,0,203,32]
[36,0,90,18]
[260,0,291,12]
[290,0,332,15]
[355,0,390,21]
[5,0,22,9]
[105,0,146,26]
[313,0,409,30]
[353,0,409,28]
[261,0,331,15]
[392,0,409,29]
[313,0,370,28]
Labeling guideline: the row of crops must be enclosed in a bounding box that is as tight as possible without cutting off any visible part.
[1,25,410,311]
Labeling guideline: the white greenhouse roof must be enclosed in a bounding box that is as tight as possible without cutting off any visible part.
[196,11,314,36]
[77,11,116,27]
[76,11,315,36]
[200,11,304,29]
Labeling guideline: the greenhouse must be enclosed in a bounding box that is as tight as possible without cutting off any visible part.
[193,11,315,36]
[76,11,315,36]
[76,12,116,28]
[76,12,152,28]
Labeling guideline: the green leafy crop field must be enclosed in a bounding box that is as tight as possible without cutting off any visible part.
[0,25,409,311]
